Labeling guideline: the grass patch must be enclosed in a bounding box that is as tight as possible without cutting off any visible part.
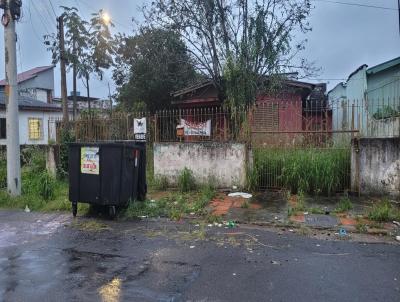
[178,167,196,192]
[151,175,169,191]
[335,196,353,213]
[251,148,350,195]
[72,220,110,231]
[368,199,400,222]
[120,185,216,221]
[309,207,324,214]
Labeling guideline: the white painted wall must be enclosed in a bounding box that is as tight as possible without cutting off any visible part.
[0,110,63,145]
[154,142,248,188]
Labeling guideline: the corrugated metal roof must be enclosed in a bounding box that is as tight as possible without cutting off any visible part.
[0,66,54,86]
[367,56,400,75]
[0,92,61,112]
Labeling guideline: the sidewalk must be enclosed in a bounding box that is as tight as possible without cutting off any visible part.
[208,191,400,239]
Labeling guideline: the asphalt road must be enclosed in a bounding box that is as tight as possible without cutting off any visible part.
[0,210,399,302]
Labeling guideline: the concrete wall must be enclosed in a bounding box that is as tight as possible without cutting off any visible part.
[154,142,248,188]
[352,138,400,198]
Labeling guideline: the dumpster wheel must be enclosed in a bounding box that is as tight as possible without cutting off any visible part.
[72,202,77,217]
[109,206,116,219]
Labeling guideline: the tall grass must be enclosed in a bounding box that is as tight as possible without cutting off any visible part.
[250,148,350,195]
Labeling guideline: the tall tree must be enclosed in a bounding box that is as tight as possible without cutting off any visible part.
[144,0,315,106]
[44,7,89,120]
[78,9,115,114]
[113,27,199,112]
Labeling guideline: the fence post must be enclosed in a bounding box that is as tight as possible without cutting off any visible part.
[154,112,158,142]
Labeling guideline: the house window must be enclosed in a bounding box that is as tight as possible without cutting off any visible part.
[0,118,6,139]
[28,118,43,140]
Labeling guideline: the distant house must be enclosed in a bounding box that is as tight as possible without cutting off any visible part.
[328,57,400,137]
[53,92,111,115]
[172,78,330,145]
[0,66,62,145]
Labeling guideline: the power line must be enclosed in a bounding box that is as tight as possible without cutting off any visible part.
[47,0,57,17]
[313,0,398,11]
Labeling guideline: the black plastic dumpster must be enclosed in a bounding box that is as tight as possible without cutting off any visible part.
[68,141,147,217]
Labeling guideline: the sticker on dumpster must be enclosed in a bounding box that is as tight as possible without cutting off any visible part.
[81,147,99,175]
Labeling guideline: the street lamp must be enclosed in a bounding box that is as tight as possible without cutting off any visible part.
[101,11,111,25]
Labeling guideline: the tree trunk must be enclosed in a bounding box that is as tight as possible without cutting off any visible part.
[86,75,91,117]
[72,40,77,121]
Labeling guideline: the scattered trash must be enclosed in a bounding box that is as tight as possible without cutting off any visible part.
[316,244,321,247]
[339,228,347,236]
[190,212,195,216]
[289,229,294,232]
[227,221,236,228]
[271,260,281,265]
[150,199,156,203]
[396,236,400,242]
[207,224,213,227]
[24,205,30,213]
[218,224,222,227]
[189,245,195,249]
[274,216,278,220]
[303,212,309,215]
[140,215,148,218]
[232,273,236,276]
[228,192,252,199]
[393,221,400,227]
[232,186,238,190]
[194,224,200,227]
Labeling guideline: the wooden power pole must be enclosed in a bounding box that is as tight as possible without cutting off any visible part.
[57,15,69,122]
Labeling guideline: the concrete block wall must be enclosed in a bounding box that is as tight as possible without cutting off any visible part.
[352,138,400,198]
[153,142,248,188]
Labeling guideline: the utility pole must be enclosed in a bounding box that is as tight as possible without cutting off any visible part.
[57,15,69,122]
[1,0,22,196]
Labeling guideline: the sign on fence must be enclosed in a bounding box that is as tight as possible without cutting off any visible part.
[134,118,147,140]
[181,119,211,136]
[81,147,100,175]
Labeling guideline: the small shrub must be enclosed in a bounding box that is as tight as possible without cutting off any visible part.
[335,197,353,213]
[153,175,169,191]
[58,128,75,178]
[21,146,46,173]
[37,171,55,201]
[368,199,398,222]
[309,207,324,214]
[241,200,250,209]
[0,160,6,189]
[178,167,196,192]
[356,222,368,233]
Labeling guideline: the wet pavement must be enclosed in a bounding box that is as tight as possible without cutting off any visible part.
[1,210,400,302]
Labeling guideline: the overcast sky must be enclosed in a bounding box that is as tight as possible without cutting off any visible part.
[0,0,398,99]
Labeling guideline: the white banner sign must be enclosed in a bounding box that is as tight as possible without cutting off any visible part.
[181,119,211,136]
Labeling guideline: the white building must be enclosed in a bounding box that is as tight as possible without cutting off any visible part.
[0,66,62,145]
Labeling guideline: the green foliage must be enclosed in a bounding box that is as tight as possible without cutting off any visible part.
[121,186,215,220]
[335,197,353,213]
[251,148,350,195]
[178,167,196,193]
[309,207,324,214]
[59,128,75,178]
[372,105,400,120]
[152,175,169,191]
[37,171,55,201]
[21,146,46,174]
[0,152,6,189]
[368,199,400,222]
[113,27,199,112]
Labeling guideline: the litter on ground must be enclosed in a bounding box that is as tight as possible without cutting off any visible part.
[228,192,252,199]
